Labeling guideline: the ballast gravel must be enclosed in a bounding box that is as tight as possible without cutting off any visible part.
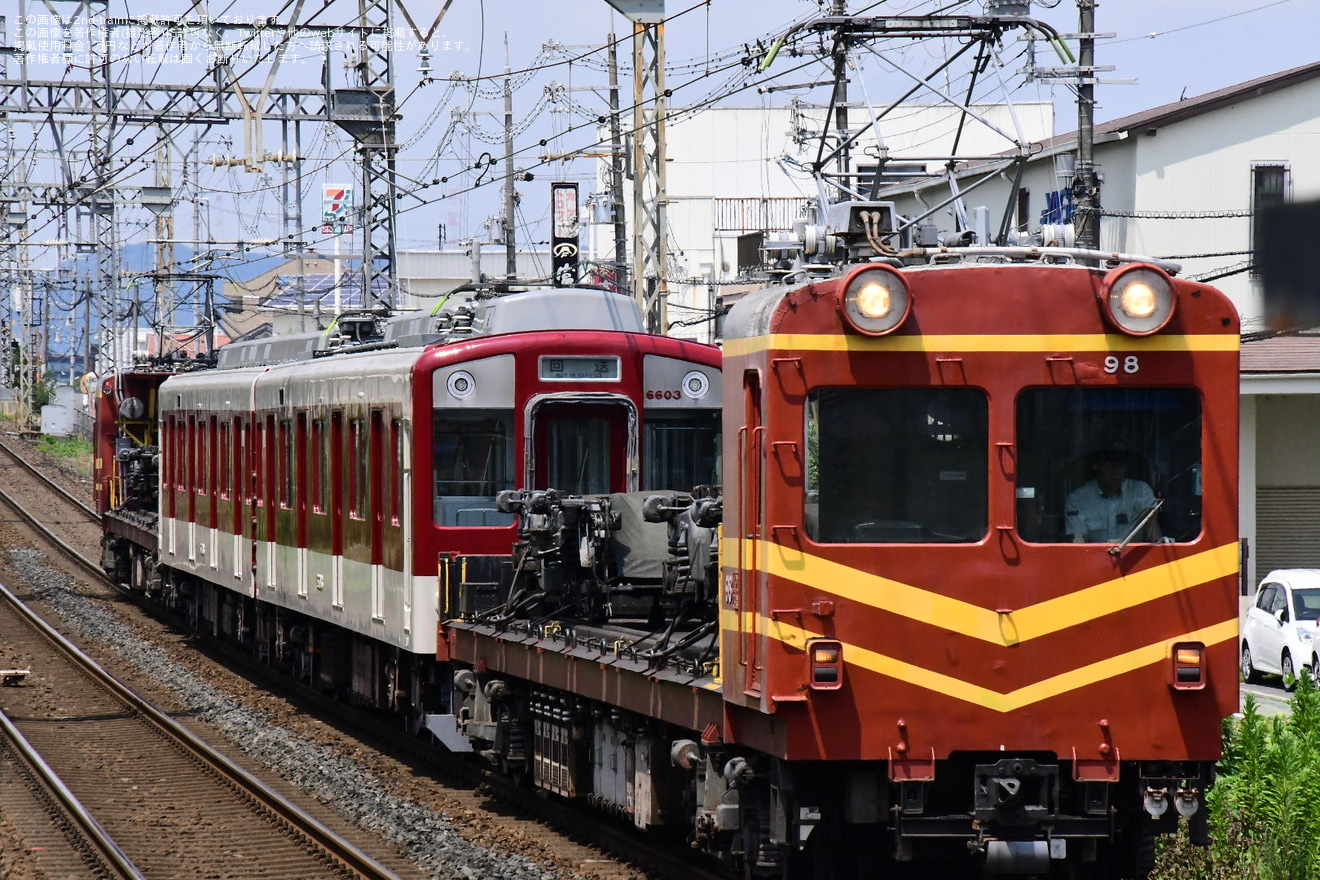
[8,546,567,880]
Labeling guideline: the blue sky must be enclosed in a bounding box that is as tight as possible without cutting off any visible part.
[403,0,1315,245]
[429,0,1314,125]
[10,0,1315,256]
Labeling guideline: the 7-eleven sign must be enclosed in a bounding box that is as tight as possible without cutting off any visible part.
[322,185,353,224]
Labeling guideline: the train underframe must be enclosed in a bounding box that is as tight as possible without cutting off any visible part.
[439,622,1210,880]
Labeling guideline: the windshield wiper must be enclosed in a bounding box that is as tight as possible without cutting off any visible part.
[1108,498,1166,557]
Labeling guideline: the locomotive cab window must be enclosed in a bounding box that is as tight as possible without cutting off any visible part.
[1015,387,1202,544]
[804,388,988,543]
[644,411,721,489]
[433,410,515,527]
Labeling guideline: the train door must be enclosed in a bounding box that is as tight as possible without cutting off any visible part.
[251,417,265,586]
[187,415,198,564]
[166,414,177,559]
[233,417,249,591]
[390,415,412,634]
[264,414,278,589]
[739,371,764,696]
[369,409,385,621]
[330,411,345,608]
[528,399,636,493]
[296,413,309,598]
[208,416,219,572]
[217,417,234,580]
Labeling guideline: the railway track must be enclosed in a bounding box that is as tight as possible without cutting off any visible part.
[0,698,144,880]
[0,434,726,880]
[0,578,419,880]
[0,435,105,570]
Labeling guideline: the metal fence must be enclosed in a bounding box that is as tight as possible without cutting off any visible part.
[714,197,809,233]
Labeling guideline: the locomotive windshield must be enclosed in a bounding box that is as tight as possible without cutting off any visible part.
[804,388,988,543]
[644,411,721,490]
[1015,387,1203,544]
[432,411,516,527]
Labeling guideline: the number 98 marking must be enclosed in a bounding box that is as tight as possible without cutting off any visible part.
[1104,355,1140,374]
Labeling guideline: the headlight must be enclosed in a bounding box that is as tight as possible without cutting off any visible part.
[1296,626,1315,644]
[447,370,476,399]
[838,265,910,336]
[1100,264,1176,336]
[681,370,710,400]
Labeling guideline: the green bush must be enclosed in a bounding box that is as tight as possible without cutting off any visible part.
[34,433,92,460]
[1153,676,1320,879]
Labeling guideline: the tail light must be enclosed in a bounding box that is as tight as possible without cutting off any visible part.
[807,638,844,690]
[1170,642,1205,690]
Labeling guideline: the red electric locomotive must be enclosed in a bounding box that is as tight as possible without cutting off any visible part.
[94,285,722,721]
[714,250,1239,876]
[441,233,1239,878]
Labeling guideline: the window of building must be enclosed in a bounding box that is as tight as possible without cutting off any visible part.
[1252,162,1290,274]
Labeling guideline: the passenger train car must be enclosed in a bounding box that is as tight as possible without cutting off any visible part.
[96,233,1240,879]
[94,285,722,719]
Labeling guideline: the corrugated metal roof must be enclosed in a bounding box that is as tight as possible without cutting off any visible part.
[1242,333,1320,373]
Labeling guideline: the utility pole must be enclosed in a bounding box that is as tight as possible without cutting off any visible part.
[829,0,850,185]
[0,10,18,404]
[606,32,629,295]
[85,0,121,373]
[605,0,668,333]
[1073,0,1100,250]
[150,129,174,358]
[503,35,517,281]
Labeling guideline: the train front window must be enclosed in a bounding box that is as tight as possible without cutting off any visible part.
[531,401,632,494]
[432,410,515,527]
[804,388,988,544]
[1015,388,1202,544]
[543,417,612,494]
[644,412,721,489]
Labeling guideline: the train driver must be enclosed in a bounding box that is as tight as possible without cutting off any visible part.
[1065,442,1168,543]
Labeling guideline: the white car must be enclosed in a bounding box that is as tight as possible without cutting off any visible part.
[1241,569,1320,689]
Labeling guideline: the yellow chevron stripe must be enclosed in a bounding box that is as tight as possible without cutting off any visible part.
[722,333,1240,358]
[748,540,1238,646]
[723,611,1238,712]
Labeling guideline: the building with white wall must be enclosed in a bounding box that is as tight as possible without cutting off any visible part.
[641,101,1054,343]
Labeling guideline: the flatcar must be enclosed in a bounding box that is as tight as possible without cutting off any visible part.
[438,227,1240,876]
[94,285,722,723]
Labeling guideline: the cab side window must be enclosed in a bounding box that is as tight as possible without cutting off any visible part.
[1256,584,1277,612]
